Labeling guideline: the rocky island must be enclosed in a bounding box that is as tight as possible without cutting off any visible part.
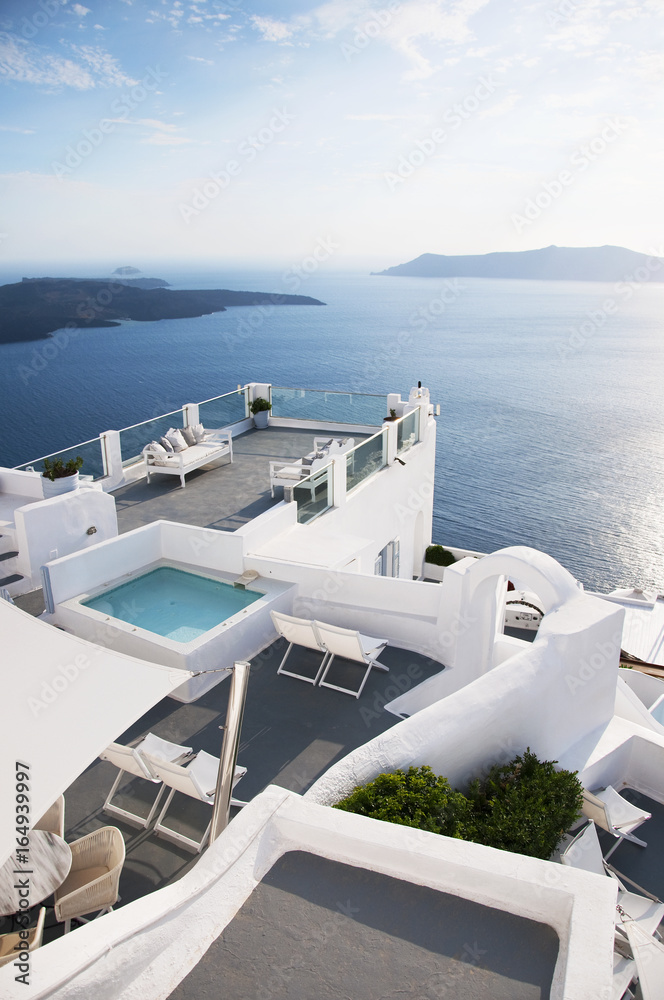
[374,245,664,282]
[0,278,325,344]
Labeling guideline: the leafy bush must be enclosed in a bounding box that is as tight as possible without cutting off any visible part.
[334,766,472,839]
[334,750,583,861]
[425,544,456,567]
[465,749,583,860]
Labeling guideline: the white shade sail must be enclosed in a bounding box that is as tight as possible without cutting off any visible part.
[0,601,191,866]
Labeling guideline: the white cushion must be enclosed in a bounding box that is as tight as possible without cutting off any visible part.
[181,426,197,447]
[166,428,188,452]
[144,440,167,456]
[192,423,207,444]
[159,436,174,453]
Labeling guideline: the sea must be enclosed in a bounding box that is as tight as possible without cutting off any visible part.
[1,262,663,594]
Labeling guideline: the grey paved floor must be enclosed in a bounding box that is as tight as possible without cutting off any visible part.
[113,426,368,533]
[168,852,559,1000]
[12,639,443,949]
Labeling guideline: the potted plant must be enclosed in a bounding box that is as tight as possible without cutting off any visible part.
[383,408,398,422]
[423,543,456,582]
[250,397,272,429]
[42,456,84,498]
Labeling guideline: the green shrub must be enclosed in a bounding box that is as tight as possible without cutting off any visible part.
[465,749,583,860]
[334,765,472,839]
[425,544,456,567]
[334,750,582,861]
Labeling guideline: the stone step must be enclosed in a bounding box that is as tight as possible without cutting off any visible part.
[0,550,19,562]
[0,573,23,587]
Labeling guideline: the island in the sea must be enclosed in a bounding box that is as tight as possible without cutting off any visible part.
[0,277,325,344]
[374,244,664,282]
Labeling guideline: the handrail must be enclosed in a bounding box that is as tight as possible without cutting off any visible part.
[118,408,184,433]
[14,435,103,470]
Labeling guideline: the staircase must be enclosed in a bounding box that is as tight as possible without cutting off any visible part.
[0,532,26,595]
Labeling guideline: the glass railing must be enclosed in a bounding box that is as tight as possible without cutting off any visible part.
[119,409,185,468]
[294,463,334,524]
[271,387,386,426]
[198,388,247,428]
[346,429,388,493]
[15,437,107,481]
[397,409,419,455]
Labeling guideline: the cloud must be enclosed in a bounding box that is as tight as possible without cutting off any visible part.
[107,116,194,145]
[0,124,35,134]
[72,4,91,15]
[345,114,407,121]
[186,55,214,65]
[0,35,138,90]
[250,16,294,43]
[68,44,139,86]
[0,35,95,90]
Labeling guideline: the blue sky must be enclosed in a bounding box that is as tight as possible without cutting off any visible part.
[1,0,663,268]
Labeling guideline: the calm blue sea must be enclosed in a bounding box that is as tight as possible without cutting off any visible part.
[1,263,663,593]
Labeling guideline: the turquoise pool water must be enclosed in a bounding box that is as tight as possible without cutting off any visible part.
[83,566,261,643]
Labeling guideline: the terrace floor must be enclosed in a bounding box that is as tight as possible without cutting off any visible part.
[112,425,369,533]
[8,635,443,950]
[169,851,559,1000]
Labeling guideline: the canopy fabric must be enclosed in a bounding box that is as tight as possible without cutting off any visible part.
[0,601,191,866]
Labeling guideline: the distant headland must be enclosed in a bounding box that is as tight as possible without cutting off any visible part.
[0,278,325,344]
[373,245,664,282]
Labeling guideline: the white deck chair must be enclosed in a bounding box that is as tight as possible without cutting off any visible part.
[621,917,664,999]
[99,733,193,829]
[146,749,247,853]
[315,620,389,699]
[561,821,664,940]
[582,786,652,859]
[271,610,330,686]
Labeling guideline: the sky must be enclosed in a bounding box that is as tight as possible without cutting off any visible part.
[0,0,663,269]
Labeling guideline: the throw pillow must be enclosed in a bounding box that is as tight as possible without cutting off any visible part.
[181,426,197,446]
[166,428,188,452]
[159,436,174,453]
[192,422,207,443]
[144,440,167,455]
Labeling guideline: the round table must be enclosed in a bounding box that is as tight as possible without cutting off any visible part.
[0,830,72,917]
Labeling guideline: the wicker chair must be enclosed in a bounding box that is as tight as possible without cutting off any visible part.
[0,907,46,968]
[54,827,125,933]
[33,794,65,839]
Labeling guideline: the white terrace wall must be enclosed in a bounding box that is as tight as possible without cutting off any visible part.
[16,488,118,590]
[44,520,245,607]
[306,591,624,805]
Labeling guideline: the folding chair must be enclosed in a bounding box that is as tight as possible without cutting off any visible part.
[271,610,330,686]
[315,620,389,699]
[582,786,651,859]
[99,732,193,829]
[146,750,247,854]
